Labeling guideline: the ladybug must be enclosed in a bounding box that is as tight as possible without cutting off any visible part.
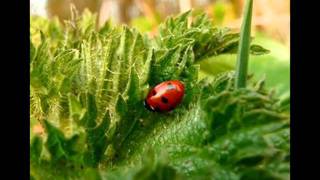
[144,80,185,112]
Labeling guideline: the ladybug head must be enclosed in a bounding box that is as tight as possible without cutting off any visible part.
[143,99,155,112]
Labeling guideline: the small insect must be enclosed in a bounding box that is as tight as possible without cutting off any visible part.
[144,80,185,112]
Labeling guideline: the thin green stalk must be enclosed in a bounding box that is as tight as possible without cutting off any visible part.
[235,0,253,88]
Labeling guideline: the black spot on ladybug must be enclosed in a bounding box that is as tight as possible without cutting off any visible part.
[161,96,169,104]
[152,90,157,95]
[167,84,176,90]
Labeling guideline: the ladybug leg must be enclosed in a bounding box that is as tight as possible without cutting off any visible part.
[154,106,161,112]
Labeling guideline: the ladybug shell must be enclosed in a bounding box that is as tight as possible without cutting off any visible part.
[144,80,185,112]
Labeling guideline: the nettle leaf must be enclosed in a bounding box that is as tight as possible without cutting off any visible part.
[101,151,184,180]
[108,72,288,178]
[113,84,142,155]
[250,44,271,55]
[116,26,135,93]
[124,68,141,106]
[151,45,182,84]
[113,94,132,152]
[141,48,156,85]
[81,93,98,128]
[203,81,288,143]
[68,94,85,121]
[175,46,192,77]
[30,135,43,164]
[156,11,269,63]
[131,150,185,180]
[278,95,290,112]
[44,120,83,165]
[30,34,50,90]
[31,10,288,180]
[115,94,128,117]
[181,64,200,105]
[30,41,36,63]
[85,110,111,167]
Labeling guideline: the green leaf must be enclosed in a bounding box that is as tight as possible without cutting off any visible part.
[250,44,270,55]
[30,135,43,164]
[175,45,193,78]
[132,150,184,180]
[115,94,128,117]
[44,120,82,164]
[30,41,36,63]
[141,48,156,85]
[124,68,141,106]
[116,26,135,93]
[151,45,182,84]
[59,77,71,94]
[81,93,98,128]
[113,92,139,153]
[68,94,85,121]
[85,111,111,167]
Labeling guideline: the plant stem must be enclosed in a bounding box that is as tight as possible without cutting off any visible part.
[235,0,253,89]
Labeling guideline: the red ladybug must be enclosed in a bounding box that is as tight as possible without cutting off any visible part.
[144,80,185,112]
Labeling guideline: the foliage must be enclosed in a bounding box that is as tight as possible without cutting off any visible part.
[30,9,289,180]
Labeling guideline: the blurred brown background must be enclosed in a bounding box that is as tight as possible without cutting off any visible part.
[31,0,290,46]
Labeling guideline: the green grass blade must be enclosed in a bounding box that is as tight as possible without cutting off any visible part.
[235,0,253,88]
